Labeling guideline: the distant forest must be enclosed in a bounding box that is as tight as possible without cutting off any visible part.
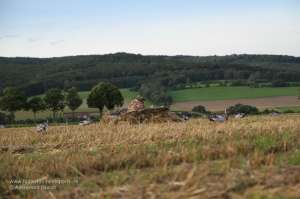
[0,53,300,96]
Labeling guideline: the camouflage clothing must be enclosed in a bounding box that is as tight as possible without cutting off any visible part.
[127,99,145,112]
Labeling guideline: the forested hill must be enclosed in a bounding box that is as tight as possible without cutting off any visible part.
[0,53,300,96]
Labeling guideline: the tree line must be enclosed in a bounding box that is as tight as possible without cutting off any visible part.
[1,53,300,96]
[0,82,123,124]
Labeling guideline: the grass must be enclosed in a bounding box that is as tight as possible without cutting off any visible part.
[276,106,300,112]
[169,86,299,102]
[1,115,300,198]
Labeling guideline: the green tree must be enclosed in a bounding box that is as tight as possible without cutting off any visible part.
[139,82,173,106]
[44,88,65,120]
[26,97,46,122]
[87,82,124,118]
[0,87,27,121]
[65,87,83,119]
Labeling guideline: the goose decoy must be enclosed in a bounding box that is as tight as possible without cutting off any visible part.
[270,112,280,116]
[79,119,92,126]
[178,112,191,121]
[208,108,228,122]
[36,121,48,133]
[235,113,246,119]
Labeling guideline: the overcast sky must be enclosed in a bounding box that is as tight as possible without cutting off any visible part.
[0,0,299,57]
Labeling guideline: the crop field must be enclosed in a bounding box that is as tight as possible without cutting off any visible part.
[169,86,299,102]
[1,115,300,198]
[172,96,300,111]
[15,86,299,120]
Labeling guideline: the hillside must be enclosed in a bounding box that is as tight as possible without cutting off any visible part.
[1,53,300,96]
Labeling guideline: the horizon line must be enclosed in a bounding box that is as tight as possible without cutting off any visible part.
[1,52,299,59]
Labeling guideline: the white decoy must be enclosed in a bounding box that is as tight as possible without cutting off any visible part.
[79,119,92,126]
[36,121,48,133]
[270,112,280,116]
[208,108,228,122]
[235,113,246,119]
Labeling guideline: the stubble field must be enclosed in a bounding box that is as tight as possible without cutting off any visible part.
[1,115,300,198]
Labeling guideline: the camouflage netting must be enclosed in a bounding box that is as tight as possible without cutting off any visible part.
[103,107,183,124]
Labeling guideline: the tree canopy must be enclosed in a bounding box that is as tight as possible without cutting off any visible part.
[44,88,65,119]
[26,96,46,121]
[65,87,82,112]
[139,82,172,106]
[87,82,124,116]
[0,87,27,119]
[0,53,299,96]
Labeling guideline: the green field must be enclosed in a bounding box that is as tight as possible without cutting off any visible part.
[15,86,299,120]
[170,86,299,102]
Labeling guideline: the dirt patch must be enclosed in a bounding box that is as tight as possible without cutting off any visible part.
[172,96,300,111]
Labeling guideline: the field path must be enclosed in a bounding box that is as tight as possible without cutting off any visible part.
[172,96,300,111]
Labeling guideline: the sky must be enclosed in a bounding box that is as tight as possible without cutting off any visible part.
[0,0,299,57]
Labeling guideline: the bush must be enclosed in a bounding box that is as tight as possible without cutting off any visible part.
[230,80,247,86]
[271,81,289,87]
[192,105,208,114]
[283,110,295,114]
[249,83,260,88]
[227,104,259,115]
[261,109,279,115]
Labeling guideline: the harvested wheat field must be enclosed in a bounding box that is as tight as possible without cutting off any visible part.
[172,96,300,111]
[1,115,300,198]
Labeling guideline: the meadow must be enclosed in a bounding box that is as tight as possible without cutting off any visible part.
[15,86,300,120]
[1,115,300,198]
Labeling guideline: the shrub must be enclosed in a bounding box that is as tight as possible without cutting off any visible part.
[227,104,259,115]
[283,110,295,114]
[271,81,289,87]
[261,109,279,114]
[192,105,208,114]
[230,80,246,86]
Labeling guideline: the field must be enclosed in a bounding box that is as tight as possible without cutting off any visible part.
[170,86,299,102]
[1,115,300,198]
[170,86,299,111]
[15,86,300,120]
[172,96,300,111]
